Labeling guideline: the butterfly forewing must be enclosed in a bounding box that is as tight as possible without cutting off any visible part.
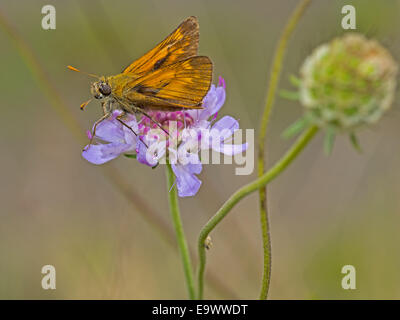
[122,16,199,75]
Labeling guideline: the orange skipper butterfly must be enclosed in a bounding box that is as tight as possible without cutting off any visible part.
[68,16,213,146]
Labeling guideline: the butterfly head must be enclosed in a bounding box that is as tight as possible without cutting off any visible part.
[67,66,113,109]
[91,80,112,100]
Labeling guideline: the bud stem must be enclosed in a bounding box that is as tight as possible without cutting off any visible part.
[197,125,319,299]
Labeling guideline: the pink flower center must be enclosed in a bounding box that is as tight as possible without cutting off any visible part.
[138,110,195,135]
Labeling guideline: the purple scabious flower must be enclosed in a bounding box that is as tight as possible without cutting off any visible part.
[82,77,248,197]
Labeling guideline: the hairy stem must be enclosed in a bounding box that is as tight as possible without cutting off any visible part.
[197,126,318,299]
[257,0,312,300]
[166,164,195,299]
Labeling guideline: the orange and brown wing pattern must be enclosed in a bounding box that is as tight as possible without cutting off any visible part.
[124,56,212,109]
[122,16,199,76]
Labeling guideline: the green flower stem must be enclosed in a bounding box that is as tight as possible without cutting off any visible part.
[166,163,196,299]
[197,125,319,299]
[257,0,312,300]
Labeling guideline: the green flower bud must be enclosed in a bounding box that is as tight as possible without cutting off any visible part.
[299,33,398,131]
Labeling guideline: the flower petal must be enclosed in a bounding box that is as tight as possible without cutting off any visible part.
[177,147,202,167]
[211,116,239,150]
[185,162,202,175]
[199,84,226,120]
[136,140,154,166]
[122,116,139,146]
[192,120,210,131]
[82,142,131,165]
[212,116,239,134]
[94,118,125,143]
[171,163,202,197]
[208,116,246,154]
[218,142,248,155]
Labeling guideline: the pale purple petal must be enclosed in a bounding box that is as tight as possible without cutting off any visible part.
[136,137,164,167]
[192,120,210,131]
[217,142,248,155]
[209,116,245,154]
[122,116,139,146]
[212,116,239,136]
[199,84,226,120]
[177,147,202,167]
[146,141,166,167]
[94,118,125,143]
[82,142,132,165]
[171,163,202,197]
[110,109,123,119]
[136,140,153,166]
[185,162,202,174]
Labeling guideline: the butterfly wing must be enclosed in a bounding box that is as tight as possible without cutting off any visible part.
[124,56,212,109]
[122,16,199,75]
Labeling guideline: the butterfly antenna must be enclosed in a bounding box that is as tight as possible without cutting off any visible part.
[80,99,92,110]
[67,65,100,79]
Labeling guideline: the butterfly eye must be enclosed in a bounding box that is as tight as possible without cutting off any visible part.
[99,83,111,96]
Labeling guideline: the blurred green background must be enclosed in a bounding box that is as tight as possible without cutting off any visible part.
[0,0,400,299]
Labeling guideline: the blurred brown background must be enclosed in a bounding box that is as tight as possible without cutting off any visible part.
[0,0,400,299]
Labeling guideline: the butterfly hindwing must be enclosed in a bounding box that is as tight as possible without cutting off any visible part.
[124,56,212,109]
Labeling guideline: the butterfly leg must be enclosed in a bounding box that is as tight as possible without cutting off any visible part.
[136,108,170,136]
[84,101,112,150]
[84,112,111,151]
[116,100,169,136]
[116,113,149,148]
